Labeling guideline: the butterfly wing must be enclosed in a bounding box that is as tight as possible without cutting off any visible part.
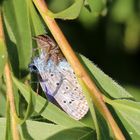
[32,56,88,120]
[54,79,88,120]
[53,60,89,120]
[32,57,62,96]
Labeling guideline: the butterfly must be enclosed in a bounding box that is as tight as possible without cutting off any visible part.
[29,35,89,120]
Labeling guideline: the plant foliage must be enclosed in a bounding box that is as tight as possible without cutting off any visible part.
[0,0,140,139]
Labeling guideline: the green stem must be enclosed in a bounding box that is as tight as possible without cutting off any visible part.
[0,10,20,140]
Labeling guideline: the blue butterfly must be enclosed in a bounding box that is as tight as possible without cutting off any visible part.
[29,35,88,120]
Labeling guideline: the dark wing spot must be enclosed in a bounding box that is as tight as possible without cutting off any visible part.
[63,100,66,103]
[50,73,54,76]
[56,82,60,86]
[69,100,74,104]
[65,86,69,89]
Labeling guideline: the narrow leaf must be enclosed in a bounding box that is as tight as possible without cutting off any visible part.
[19,88,36,124]
[0,118,94,140]
[50,0,84,20]
[106,98,140,139]
[80,54,133,99]
[79,0,107,27]
[0,35,7,78]
[29,1,45,35]
[79,79,111,140]
[125,86,140,102]
[3,0,32,70]
[5,100,12,140]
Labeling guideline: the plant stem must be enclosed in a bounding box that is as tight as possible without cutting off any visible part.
[4,63,20,140]
[0,11,20,140]
[33,0,125,139]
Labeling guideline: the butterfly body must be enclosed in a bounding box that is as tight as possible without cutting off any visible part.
[29,35,88,120]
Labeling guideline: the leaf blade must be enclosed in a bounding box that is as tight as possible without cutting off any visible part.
[50,0,84,20]
[3,0,32,70]
[0,118,94,140]
[106,98,140,139]
[80,54,133,99]
[0,38,7,77]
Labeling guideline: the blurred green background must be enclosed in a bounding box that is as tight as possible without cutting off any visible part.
[47,0,140,100]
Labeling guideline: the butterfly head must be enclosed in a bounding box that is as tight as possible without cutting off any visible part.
[29,63,38,73]
[29,55,46,73]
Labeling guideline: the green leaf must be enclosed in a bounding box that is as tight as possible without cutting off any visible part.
[0,38,7,77]
[19,88,36,124]
[78,79,97,128]
[111,0,134,22]
[12,83,20,117]
[87,0,107,16]
[106,98,140,139]
[50,0,84,20]
[125,86,140,102]
[78,79,111,140]
[95,110,111,140]
[12,76,91,128]
[79,0,107,27]
[0,118,94,140]
[0,118,6,140]
[3,16,20,76]
[29,1,45,35]
[3,0,32,70]
[79,54,133,99]
[0,78,6,116]
[5,101,12,140]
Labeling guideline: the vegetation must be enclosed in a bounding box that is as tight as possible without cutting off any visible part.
[0,0,140,139]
